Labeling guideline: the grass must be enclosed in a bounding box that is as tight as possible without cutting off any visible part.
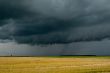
[0,56,110,73]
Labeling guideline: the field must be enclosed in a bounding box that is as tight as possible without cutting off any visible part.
[0,56,110,73]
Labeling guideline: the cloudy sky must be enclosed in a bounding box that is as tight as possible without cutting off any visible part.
[0,0,110,56]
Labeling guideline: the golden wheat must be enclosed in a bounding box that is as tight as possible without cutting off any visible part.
[0,57,110,73]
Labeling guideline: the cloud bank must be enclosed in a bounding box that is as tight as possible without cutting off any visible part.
[1,0,110,45]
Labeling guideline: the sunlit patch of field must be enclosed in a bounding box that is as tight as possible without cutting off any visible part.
[0,56,110,73]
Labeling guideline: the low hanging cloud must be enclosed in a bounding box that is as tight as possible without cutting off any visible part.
[1,0,110,45]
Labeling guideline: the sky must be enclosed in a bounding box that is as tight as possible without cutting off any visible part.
[0,0,110,56]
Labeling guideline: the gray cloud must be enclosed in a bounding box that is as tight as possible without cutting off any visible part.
[1,0,110,45]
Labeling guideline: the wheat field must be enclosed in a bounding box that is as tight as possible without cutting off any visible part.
[0,57,110,73]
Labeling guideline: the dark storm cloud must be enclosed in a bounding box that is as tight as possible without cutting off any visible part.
[1,0,110,44]
[0,0,28,19]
